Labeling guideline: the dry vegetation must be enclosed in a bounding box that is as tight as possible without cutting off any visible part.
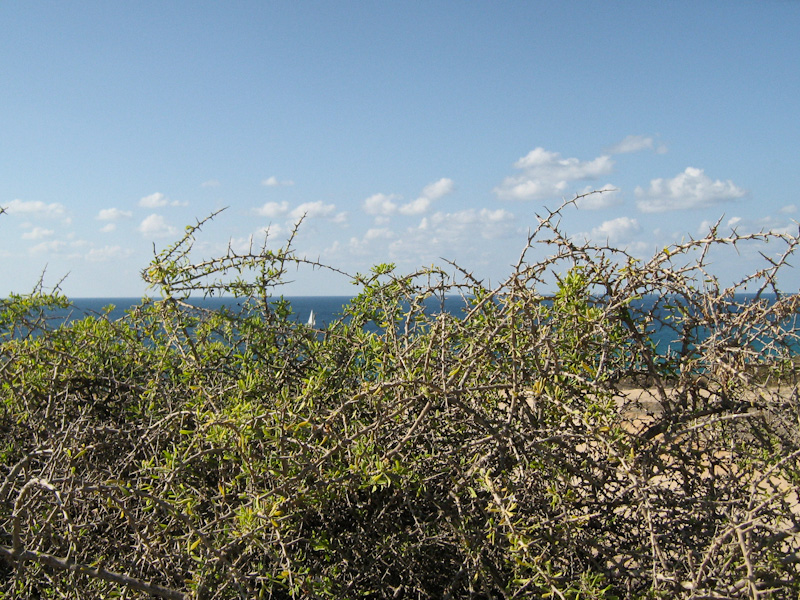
[1,197,799,598]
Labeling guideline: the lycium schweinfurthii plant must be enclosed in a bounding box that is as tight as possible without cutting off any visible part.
[1,194,799,599]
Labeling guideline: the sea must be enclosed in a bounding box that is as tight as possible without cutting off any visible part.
[19,294,800,357]
[64,296,350,328]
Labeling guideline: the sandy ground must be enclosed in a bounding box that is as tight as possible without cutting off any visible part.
[610,383,800,543]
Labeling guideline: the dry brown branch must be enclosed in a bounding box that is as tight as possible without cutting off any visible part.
[0,545,184,599]
[2,193,799,597]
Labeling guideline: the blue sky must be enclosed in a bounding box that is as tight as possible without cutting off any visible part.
[2,1,799,297]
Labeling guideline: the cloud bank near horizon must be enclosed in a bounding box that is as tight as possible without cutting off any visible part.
[0,139,786,295]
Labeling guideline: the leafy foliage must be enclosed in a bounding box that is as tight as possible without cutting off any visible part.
[1,196,799,598]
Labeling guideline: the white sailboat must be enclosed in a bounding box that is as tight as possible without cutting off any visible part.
[307,309,316,328]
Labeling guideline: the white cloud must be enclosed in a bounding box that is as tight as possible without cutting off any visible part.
[340,208,519,264]
[494,148,614,201]
[726,216,742,229]
[86,245,131,262]
[635,167,746,213]
[29,240,66,254]
[253,200,345,223]
[347,228,396,255]
[392,208,517,257]
[260,223,285,239]
[399,177,455,215]
[255,201,290,218]
[289,201,337,220]
[363,179,454,219]
[588,217,641,243]
[139,192,167,208]
[699,215,795,238]
[364,193,399,216]
[514,149,612,177]
[4,199,66,218]
[100,223,117,233]
[574,186,622,210]
[421,177,455,201]
[137,214,177,238]
[139,192,186,208]
[399,197,432,216]
[480,208,515,223]
[365,227,395,241]
[226,232,288,256]
[262,176,294,187]
[227,235,256,255]
[429,208,516,239]
[201,180,220,188]
[96,207,133,221]
[21,226,54,240]
[697,219,718,235]
[606,135,655,154]
[779,204,797,214]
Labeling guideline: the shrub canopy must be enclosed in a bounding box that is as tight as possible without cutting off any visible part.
[2,199,799,599]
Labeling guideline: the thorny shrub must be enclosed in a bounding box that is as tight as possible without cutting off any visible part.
[1,195,799,599]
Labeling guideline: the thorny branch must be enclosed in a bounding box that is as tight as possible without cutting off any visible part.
[1,193,799,598]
